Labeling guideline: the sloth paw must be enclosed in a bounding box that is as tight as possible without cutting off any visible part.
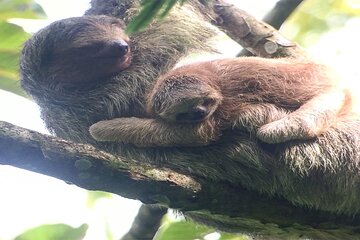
[257,116,319,144]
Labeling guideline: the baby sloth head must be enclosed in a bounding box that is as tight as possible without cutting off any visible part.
[20,15,131,91]
[148,76,223,124]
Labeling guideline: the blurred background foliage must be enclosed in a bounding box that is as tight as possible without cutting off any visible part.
[0,0,358,239]
[0,0,45,96]
[283,0,359,46]
[14,224,88,240]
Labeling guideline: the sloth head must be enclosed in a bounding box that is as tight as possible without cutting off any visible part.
[20,15,131,91]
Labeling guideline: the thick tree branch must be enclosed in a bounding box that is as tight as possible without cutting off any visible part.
[0,121,201,203]
[2,121,360,238]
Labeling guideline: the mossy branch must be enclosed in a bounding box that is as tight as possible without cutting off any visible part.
[0,121,201,202]
[1,121,360,238]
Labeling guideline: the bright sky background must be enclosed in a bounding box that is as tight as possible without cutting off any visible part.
[1,0,359,239]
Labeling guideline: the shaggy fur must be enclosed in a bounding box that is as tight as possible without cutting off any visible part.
[20,0,360,216]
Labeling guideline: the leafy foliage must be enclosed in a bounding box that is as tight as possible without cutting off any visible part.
[154,220,214,240]
[14,223,88,240]
[86,190,113,207]
[154,218,250,240]
[0,0,45,96]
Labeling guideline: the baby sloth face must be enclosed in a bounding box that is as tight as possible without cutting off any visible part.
[148,76,223,124]
[21,15,132,89]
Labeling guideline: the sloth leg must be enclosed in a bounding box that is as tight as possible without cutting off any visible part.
[257,90,348,143]
[233,103,289,135]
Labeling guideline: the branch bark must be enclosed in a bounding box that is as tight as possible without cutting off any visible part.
[212,0,306,58]
[0,121,201,203]
[236,0,304,56]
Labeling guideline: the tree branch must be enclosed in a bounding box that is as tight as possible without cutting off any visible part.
[0,121,201,203]
[212,0,306,58]
[2,121,360,238]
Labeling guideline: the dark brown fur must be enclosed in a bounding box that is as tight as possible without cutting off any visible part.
[90,57,351,147]
[20,0,360,217]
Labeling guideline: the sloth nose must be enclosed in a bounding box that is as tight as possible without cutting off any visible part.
[109,40,129,55]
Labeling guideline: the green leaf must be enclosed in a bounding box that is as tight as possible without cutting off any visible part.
[0,21,30,95]
[14,223,88,240]
[154,220,214,240]
[0,21,30,96]
[219,232,252,240]
[159,0,177,19]
[86,191,113,207]
[0,0,45,96]
[0,21,30,51]
[126,0,166,33]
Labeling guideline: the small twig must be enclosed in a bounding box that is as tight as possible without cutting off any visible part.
[121,205,167,240]
[263,0,304,30]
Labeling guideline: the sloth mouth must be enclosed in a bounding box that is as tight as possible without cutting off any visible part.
[117,54,132,69]
[98,51,130,60]
[96,50,131,70]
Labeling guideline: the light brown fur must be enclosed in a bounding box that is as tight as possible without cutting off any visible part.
[90,57,350,147]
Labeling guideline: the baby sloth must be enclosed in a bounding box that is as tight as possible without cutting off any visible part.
[90,57,349,147]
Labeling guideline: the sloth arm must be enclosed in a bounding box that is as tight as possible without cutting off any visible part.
[89,117,221,147]
[89,90,348,147]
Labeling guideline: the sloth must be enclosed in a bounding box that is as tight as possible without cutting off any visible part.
[89,57,349,147]
[20,0,360,217]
